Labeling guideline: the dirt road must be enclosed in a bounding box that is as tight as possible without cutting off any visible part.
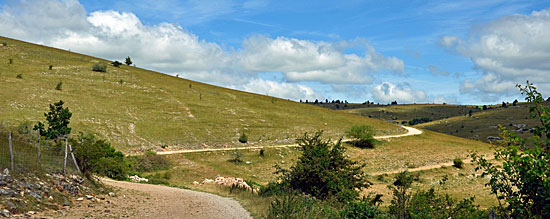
[37,178,252,219]
[157,126,423,155]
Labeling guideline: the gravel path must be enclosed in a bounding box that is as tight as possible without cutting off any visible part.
[100,178,252,219]
[157,126,423,155]
[36,179,252,219]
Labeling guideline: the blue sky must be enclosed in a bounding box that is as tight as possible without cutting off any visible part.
[1,0,549,104]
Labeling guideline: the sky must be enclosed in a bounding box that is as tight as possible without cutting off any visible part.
[1,0,549,105]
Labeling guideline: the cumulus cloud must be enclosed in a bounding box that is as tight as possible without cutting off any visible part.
[442,9,550,100]
[0,0,405,101]
[371,82,427,103]
[239,35,404,84]
[236,78,322,100]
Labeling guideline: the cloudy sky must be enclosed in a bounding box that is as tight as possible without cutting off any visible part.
[1,0,549,104]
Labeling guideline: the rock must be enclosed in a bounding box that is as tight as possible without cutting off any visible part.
[192,181,200,185]
[3,169,9,176]
[86,195,93,200]
[281,160,285,164]
[0,209,10,218]
[105,209,111,213]
[108,192,116,197]
[129,175,149,183]
[77,197,84,201]
[245,161,251,164]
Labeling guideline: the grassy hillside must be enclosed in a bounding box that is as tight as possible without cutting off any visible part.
[0,36,403,152]
[346,104,482,124]
[417,102,549,143]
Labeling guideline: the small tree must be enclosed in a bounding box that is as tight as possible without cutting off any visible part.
[452,158,464,169]
[346,125,377,148]
[388,171,414,219]
[33,100,72,141]
[55,81,63,91]
[238,131,248,143]
[273,131,369,201]
[125,56,133,66]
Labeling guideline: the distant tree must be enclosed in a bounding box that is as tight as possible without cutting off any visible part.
[33,100,72,141]
[305,100,309,103]
[482,105,488,110]
[547,97,550,102]
[238,131,248,143]
[299,99,302,103]
[468,110,473,117]
[391,101,398,105]
[325,99,329,103]
[55,81,63,91]
[9,58,13,64]
[125,56,133,66]
[502,102,507,108]
[16,74,22,79]
[48,65,53,70]
[314,99,319,104]
[513,99,519,106]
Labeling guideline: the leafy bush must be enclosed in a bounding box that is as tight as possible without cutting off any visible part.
[55,81,63,91]
[346,125,377,148]
[339,200,386,219]
[91,63,107,72]
[125,56,133,66]
[266,195,339,219]
[453,158,464,169]
[16,74,22,79]
[111,61,122,67]
[127,151,171,173]
[71,133,129,180]
[238,132,248,143]
[471,81,550,218]
[269,131,369,201]
[406,188,487,218]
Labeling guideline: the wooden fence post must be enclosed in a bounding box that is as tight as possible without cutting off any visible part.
[37,129,41,169]
[8,131,13,171]
[63,138,68,175]
[68,144,81,174]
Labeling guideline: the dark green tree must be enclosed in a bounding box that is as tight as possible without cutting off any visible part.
[34,100,72,141]
[471,81,550,218]
[125,56,133,66]
[274,131,369,201]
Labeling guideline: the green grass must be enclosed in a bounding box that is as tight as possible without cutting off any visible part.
[0,36,403,152]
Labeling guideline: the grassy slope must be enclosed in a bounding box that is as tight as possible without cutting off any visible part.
[0,36,403,152]
[346,104,482,124]
[417,102,548,143]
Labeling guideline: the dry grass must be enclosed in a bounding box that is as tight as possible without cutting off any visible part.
[0,36,403,152]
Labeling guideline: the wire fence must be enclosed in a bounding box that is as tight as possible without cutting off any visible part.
[0,130,80,174]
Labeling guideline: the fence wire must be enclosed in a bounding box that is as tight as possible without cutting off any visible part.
[0,130,79,174]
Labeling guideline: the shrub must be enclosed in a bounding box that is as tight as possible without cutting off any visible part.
[238,132,248,143]
[1,42,6,46]
[339,200,385,219]
[71,133,129,180]
[471,81,550,218]
[270,131,369,201]
[266,195,339,219]
[259,148,265,157]
[17,121,33,135]
[406,188,487,218]
[48,65,53,70]
[16,74,22,79]
[111,61,122,67]
[127,151,171,173]
[453,158,464,169]
[91,63,107,72]
[346,125,377,148]
[145,172,172,185]
[229,150,243,163]
[9,58,13,64]
[55,81,63,91]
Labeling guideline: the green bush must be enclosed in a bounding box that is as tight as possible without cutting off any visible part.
[266,195,339,219]
[145,172,172,185]
[127,151,171,173]
[346,125,377,148]
[55,81,63,91]
[453,158,464,169]
[268,131,369,201]
[406,188,487,219]
[339,200,386,219]
[17,121,33,135]
[48,65,53,70]
[16,74,22,79]
[91,63,107,72]
[111,61,122,67]
[238,132,248,143]
[71,133,129,180]
[229,150,243,164]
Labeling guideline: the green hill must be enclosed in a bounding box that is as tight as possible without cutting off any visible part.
[0,36,403,152]
[417,102,549,144]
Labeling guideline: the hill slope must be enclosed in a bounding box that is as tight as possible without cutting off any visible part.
[0,36,403,152]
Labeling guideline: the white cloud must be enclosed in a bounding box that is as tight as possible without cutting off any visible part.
[236,78,322,101]
[443,9,550,99]
[439,35,461,49]
[371,82,427,103]
[239,36,404,84]
[0,0,406,101]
